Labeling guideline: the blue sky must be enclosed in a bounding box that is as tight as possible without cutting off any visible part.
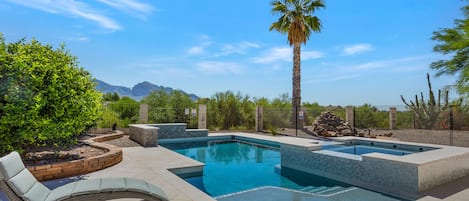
[0,0,465,106]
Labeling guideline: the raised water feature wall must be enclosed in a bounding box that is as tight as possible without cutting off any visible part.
[129,124,159,146]
[129,123,208,146]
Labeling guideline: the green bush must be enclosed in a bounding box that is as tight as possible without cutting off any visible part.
[99,97,139,128]
[0,34,102,155]
[397,111,415,128]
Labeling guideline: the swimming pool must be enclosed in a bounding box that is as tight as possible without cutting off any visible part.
[159,136,402,200]
[161,138,303,196]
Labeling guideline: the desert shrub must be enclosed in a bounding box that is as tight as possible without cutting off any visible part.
[263,93,291,130]
[207,91,255,130]
[142,90,196,126]
[397,111,414,129]
[110,97,139,120]
[0,34,102,155]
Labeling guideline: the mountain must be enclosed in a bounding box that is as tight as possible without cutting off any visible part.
[95,80,199,101]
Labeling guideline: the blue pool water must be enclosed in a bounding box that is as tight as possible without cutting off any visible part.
[324,145,414,156]
[160,138,403,200]
[162,139,304,196]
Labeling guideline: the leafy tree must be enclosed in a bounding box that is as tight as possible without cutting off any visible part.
[208,91,242,130]
[373,110,389,129]
[239,95,256,129]
[103,92,120,101]
[263,93,292,130]
[142,90,172,123]
[254,97,270,107]
[270,0,325,127]
[354,104,378,128]
[141,89,195,125]
[207,91,255,130]
[169,90,196,124]
[397,111,414,129]
[110,97,139,120]
[0,34,102,154]
[431,4,469,95]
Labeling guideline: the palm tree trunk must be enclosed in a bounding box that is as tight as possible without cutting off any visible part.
[291,43,302,128]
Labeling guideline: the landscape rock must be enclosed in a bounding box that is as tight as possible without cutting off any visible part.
[312,111,356,137]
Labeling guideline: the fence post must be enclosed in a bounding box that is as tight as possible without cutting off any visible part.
[255,106,263,132]
[139,103,148,123]
[198,104,207,129]
[345,106,354,128]
[450,105,454,146]
[389,107,397,130]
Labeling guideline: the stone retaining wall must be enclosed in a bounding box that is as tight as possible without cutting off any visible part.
[28,132,124,181]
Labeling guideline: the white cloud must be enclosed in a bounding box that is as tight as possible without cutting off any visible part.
[342,44,374,55]
[187,46,205,55]
[252,47,324,64]
[303,55,433,84]
[217,41,260,56]
[5,0,122,31]
[304,73,361,84]
[187,34,212,55]
[252,47,290,64]
[302,51,326,60]
[239,41,260,49]
[96,0,153,17]
[197,34,210,41]
[352,61,386,71]
[196,61,243,74]
[345,55,431,72]
[65,36,89,42]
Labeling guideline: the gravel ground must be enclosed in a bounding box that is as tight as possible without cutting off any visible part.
[103,135,141,147]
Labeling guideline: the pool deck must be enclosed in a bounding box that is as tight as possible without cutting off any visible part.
[81,132,469,201]
[86,146,214,201]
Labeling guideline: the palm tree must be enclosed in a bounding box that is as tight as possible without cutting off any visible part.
[270,0,325,128]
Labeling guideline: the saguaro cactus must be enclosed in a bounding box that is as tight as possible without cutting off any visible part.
[400,73,449,129]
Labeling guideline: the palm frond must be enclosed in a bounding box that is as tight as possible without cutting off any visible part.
[270,0,324,45]
[305,0,325,13]
[271,1,288,14]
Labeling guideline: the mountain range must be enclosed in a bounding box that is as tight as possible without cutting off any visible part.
[95,80,199,101]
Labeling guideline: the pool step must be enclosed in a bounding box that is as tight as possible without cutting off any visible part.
[300,185,352,195]
[315,186,346,195]
[308,186,329,193]
[299,186,316,192]
[216,186,401,201]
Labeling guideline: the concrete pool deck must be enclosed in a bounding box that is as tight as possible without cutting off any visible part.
[60,133,469,201]
[85,146,214,201]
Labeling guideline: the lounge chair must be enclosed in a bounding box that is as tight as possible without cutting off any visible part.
[0,151,169,201]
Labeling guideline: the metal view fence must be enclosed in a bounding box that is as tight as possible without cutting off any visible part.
[98,103,468,140]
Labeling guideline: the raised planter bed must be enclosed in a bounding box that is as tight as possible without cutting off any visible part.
[27,131,124,181]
